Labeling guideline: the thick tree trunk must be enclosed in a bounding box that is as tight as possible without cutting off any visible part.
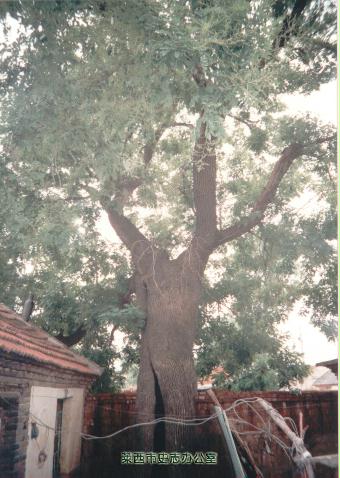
[135,252,202,475]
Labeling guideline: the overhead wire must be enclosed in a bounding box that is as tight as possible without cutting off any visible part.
[0,391,315,470]
[1,391,316,475]
[81,398,261,440]
[0,394,309,440]
[81,415,218,440]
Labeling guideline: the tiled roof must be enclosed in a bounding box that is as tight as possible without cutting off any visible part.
[316,359,338,375]
[0,303,102,377]
[313,370,338,386]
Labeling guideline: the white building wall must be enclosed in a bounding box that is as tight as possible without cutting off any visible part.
[25,386,85,478]
[60,388,85,474]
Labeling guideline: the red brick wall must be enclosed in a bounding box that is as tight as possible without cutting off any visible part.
[82,390,338,478]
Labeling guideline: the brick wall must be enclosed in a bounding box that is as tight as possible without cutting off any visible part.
[0,351,95,478]
[0,396,19,478]
[82,390,338,478]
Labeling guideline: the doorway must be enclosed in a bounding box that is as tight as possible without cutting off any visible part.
[53,399,64,478]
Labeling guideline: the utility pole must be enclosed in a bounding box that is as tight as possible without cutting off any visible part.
[214,406,247,478]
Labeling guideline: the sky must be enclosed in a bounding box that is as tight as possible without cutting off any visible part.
[282,80,337,125]
[98,79,338,367]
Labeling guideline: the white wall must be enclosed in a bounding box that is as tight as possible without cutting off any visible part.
[60,388,85,474]
[25,386,85,478]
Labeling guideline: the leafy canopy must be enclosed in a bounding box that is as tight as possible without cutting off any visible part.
[0,0,336,390]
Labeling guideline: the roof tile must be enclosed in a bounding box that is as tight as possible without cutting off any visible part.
[0,303,102,377]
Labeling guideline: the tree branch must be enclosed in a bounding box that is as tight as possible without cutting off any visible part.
[172,122,195,130]
[192,63,208,87]
[108,325,118,346]
[226,113,258,130]
[117,274,136,307]
[56,324,86,347]
[192,120,217,248]
[79,176,153,271]
[65,195,91,202]
[101,124,170,266]
[104,205,151,270]
[214,142,304,247]
[116,123,169,201]
[310,39,336,56]
[273,0,310,49]
[304,134,336,147]
[100,121,180,274]
[143,124,167,165]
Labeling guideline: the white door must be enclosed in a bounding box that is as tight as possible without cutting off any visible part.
[25,387,84,478]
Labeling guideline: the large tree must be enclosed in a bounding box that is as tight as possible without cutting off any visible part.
[0,0,336,468]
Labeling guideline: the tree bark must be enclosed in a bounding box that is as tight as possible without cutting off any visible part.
[134,252,202,477]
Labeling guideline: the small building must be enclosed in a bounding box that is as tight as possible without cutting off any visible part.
[0,303,102,478]
[312,369,338,391]
[198,365,228,387]
[293,365,338,392]
[316,358,338,376]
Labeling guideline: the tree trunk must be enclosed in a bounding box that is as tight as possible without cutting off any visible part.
[135,252,202,475]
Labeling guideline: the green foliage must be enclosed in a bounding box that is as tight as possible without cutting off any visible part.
[81,347,125,393]
[224,352,310,391]
[0,0,336,391]
[196,305,310,391]
[247,127,268,153]
[195,199,336,387]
